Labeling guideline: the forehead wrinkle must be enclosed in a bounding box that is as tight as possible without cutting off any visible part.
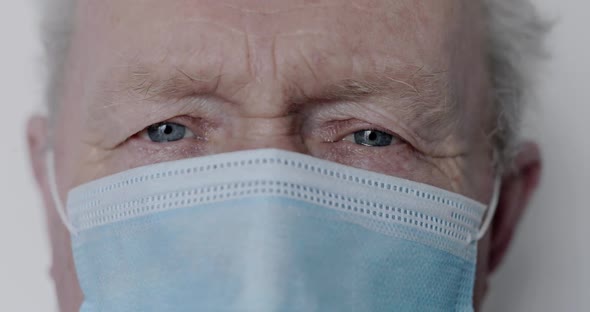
[216,1,342,14]
[162,17,247,37]
[211,0,405,18]
[166,0,408,41]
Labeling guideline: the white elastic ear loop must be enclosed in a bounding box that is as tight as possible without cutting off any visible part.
[46,150,77,235]
[474,175,502,241]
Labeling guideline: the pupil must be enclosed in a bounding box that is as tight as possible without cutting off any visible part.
[368,131,378,141]
[163,125,173,135]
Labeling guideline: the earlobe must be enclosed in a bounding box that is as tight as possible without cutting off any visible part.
[488,142,542,272]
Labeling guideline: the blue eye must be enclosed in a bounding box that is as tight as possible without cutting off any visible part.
[145,122,193,143]
[352,130,395,147]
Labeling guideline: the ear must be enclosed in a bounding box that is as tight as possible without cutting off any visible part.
[27,115,64,265]
[27,115,84,311]
[488,141,542,272]
[27,115,50,202]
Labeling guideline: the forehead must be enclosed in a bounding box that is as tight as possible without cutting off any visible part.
[72,0,478,73]
[66,0,486,120]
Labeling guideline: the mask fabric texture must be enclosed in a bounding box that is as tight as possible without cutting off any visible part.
[63,149,489,312]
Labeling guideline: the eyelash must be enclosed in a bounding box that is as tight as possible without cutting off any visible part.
[133,116,408,154]
[133,117,204,142]
[315,119,404,144]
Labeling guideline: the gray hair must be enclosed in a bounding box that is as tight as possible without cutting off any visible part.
[39,0,549,170]
[482,0,550,170]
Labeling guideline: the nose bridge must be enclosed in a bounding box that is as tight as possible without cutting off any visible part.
[229,138,307,154]
[221,116,309,154]
[215,33,309,154]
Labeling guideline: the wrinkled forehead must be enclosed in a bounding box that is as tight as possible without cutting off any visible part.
[70,0,484,74]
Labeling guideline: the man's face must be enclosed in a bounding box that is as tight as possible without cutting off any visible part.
[29,0,541,310]
[59,0,495,196]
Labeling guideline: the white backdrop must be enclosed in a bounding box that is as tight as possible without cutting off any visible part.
[0,0,588,311]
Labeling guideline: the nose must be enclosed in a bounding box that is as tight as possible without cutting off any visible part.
[216,116,309,155]
[228,135,308,154]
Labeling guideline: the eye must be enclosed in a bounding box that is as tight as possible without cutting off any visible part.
[344,129,397,147]
[142,122,194,143]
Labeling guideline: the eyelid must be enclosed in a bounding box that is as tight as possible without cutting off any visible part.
[139,123,196,141]
[314,119,405,144]
[135,116,207,142]
[341,129,400,145]
[303,102,428,150]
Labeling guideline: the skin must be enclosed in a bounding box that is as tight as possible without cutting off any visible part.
[27,0,541,311]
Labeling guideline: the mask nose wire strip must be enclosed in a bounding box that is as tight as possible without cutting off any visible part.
[46,150,78,235]
[474,175,502,242]
[45,148,501,240]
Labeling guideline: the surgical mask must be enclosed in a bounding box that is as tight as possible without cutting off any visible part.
[47,148,500,312]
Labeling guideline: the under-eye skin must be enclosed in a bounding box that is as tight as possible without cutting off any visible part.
[142,122,195,143]
[344,130,397,147]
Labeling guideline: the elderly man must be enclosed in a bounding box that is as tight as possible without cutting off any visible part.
[27,0,546,311]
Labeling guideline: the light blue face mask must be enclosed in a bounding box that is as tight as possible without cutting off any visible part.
[48,149,500,312]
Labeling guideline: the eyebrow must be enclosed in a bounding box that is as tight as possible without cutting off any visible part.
[124,63,451,104]
[297,70,448,104]
[124,66,224,100]
[296,68,458,129]
[116,63,457,133]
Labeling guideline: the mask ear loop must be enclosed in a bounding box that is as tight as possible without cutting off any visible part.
[473,174,502,241]
[46,150,78,235]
